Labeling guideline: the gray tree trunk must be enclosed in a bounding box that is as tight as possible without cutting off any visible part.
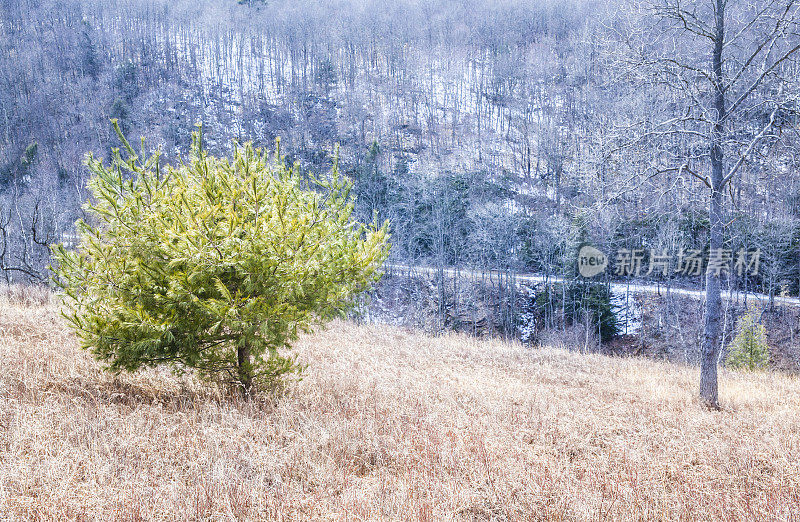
[700,1,726,408]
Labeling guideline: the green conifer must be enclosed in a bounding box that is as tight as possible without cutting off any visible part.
[52,122,390,395]
[726,306,770,371]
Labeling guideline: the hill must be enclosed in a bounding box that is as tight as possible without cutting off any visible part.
[1,290,798,520]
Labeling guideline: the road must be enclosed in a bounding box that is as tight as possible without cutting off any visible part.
[385,264,800,308]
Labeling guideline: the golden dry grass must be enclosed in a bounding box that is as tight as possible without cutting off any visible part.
[1,292,799,521]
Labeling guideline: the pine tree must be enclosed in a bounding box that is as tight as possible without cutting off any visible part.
[80,19,100,80]
[726,307,770,371]
[52,122,390,395]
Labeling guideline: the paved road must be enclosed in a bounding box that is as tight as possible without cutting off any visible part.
[385,264,800,308]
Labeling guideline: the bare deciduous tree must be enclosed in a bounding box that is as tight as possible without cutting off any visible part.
[609,0,800,407]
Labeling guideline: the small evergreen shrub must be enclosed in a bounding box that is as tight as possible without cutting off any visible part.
[52,122,390,394]
[726,307,770,371]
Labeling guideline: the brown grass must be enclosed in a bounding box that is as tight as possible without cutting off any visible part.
[1,294,799,521]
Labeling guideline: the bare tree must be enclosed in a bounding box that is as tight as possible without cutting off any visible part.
[609,0,800,407]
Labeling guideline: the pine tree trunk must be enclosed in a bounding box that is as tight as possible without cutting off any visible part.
[237,343,252,397]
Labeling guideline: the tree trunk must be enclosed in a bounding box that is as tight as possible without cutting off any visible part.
[237,343,253,397]
[701,184,723,407]
[700,1,726,408]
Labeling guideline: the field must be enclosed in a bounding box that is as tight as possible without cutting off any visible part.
[1,291,799,520]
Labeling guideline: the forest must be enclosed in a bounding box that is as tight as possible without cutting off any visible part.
[2,0,797,290]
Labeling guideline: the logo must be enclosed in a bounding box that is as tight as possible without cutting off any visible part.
[578,245,607,278]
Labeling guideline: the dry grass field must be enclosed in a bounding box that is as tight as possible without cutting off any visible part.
[1,289,799,521]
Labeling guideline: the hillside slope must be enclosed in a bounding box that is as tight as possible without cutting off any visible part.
[0,293,799,520]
